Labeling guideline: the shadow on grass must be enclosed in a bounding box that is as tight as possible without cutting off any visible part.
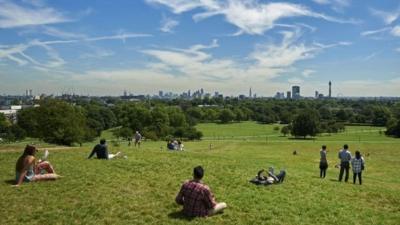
[168,211,195,221]
[4,179,15,185]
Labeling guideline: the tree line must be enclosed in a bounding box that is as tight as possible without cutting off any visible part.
[0,97,399,145]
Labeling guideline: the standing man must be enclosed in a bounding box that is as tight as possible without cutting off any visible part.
[175,166,227,217]
[338,144,352,182]
[134,131,142,148]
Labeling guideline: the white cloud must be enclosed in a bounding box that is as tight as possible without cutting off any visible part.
[288,77,304,84]
[42,26,86,39]
[302,69,316,78]
[147,0,358,35]
[160,16,179,33]
[370,8,400,25]
[0,32,151,68]
[390,26,400,37]
[0,0,70,28]
[67,28,350,95]
[360,27,391,36]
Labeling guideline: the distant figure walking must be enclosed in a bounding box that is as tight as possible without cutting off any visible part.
[134,131,142,147]
[338,144,352,182]
[14,145,60,186]
[175,166,227,217]
[351,151,365,185]
[319,145,328,178]
[88,139,122,159]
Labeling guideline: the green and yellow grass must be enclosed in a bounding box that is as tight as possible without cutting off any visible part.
[1,122,399,225]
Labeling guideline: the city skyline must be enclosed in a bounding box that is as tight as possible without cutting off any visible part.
[0,0,400,96]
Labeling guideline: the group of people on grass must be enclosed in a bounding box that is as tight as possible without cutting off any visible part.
[319,144,365,185]
[13,141,366,218]
[167,139,184,151]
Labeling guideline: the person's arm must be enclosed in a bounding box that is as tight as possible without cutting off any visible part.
[203,187,217,209]
[175,184,185,205]
[88,146,96,159]
[14,157,34,186]
[268,171,279,182]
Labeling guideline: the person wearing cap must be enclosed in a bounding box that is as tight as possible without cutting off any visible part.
[175,166,227,217]
[338,144,352,182]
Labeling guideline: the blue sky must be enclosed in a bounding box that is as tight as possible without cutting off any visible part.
[0,0,399,97]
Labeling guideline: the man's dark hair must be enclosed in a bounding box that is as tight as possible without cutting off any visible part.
[322,145,326,150]
[343,144,348,149]
[100,139,106,145]
[193,166,204,179]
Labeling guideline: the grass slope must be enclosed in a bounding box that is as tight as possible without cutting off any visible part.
[1,123,399,225]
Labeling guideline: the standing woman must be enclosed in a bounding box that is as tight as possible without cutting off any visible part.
[351,151,365,185]
[319,145,328,178]
[15,145,60,186]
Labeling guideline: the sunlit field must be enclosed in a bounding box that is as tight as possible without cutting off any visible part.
[1,122,399,225]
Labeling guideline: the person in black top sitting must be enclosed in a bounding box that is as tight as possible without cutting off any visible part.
[88,139,122,159]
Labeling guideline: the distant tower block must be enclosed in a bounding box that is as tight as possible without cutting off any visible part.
[329,81,332,98]
[249,87,252,98]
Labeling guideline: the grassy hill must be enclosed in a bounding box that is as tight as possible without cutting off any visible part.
[1,122,399,225]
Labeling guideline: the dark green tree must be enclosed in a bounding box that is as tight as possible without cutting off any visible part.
[291,109,320,138]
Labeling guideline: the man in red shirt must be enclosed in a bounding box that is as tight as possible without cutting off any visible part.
[175,166,227,217]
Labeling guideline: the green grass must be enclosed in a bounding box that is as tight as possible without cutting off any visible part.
[1,123,400,225]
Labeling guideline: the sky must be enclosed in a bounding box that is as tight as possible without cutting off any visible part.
[0,0,399,97]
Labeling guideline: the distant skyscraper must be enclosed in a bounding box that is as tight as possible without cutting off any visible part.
[159,90,163,97]
[315,91,319,98]
[249,87,252,98]
[29,89,32,96]
[329,81,332,98]
[287,91,291,99]
[124,90,127,96]
[292,86,300,99]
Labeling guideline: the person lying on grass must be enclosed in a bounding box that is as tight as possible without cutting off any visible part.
[14,145,61,187]
[175,166,227,217]
[88,139,124,159]
[250,167,286,185]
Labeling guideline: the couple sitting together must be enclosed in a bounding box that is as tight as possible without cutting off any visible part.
[167,139,184,151]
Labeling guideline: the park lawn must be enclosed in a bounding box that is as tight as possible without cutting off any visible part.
[1,124,400,225]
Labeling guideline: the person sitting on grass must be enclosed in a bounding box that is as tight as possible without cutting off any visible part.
[88,139,123,159]
[14,145,60,187]
[167,140,175,150]
[175,166,227,217]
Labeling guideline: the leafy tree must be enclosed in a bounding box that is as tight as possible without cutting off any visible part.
[112,127,133,140]
[291,109,320,138]
[219,108,235,123]
[281,125,290,136]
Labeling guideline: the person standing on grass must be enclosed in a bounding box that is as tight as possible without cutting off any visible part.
[134,131,142,148]
[319,145,328,178]
[351,151,365,185]
[338,144,352,182]
[88,139,122,159]
[175,166,227,217]
[14,145,60,186]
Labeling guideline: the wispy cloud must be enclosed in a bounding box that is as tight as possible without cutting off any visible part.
[302,69,316,78]
[390,26,400,37]
[361,27,391,36]
[160,15,179,33]
[0,0,70,28]
[0,32,151,68]
[370,7,400,25]
[146,0,358,35]
[312,0,351,12]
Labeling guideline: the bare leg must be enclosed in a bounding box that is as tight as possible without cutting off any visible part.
[108,152,122,159]
[35,161,55,174]
[208,202,227,216]
[32,173,60,181]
